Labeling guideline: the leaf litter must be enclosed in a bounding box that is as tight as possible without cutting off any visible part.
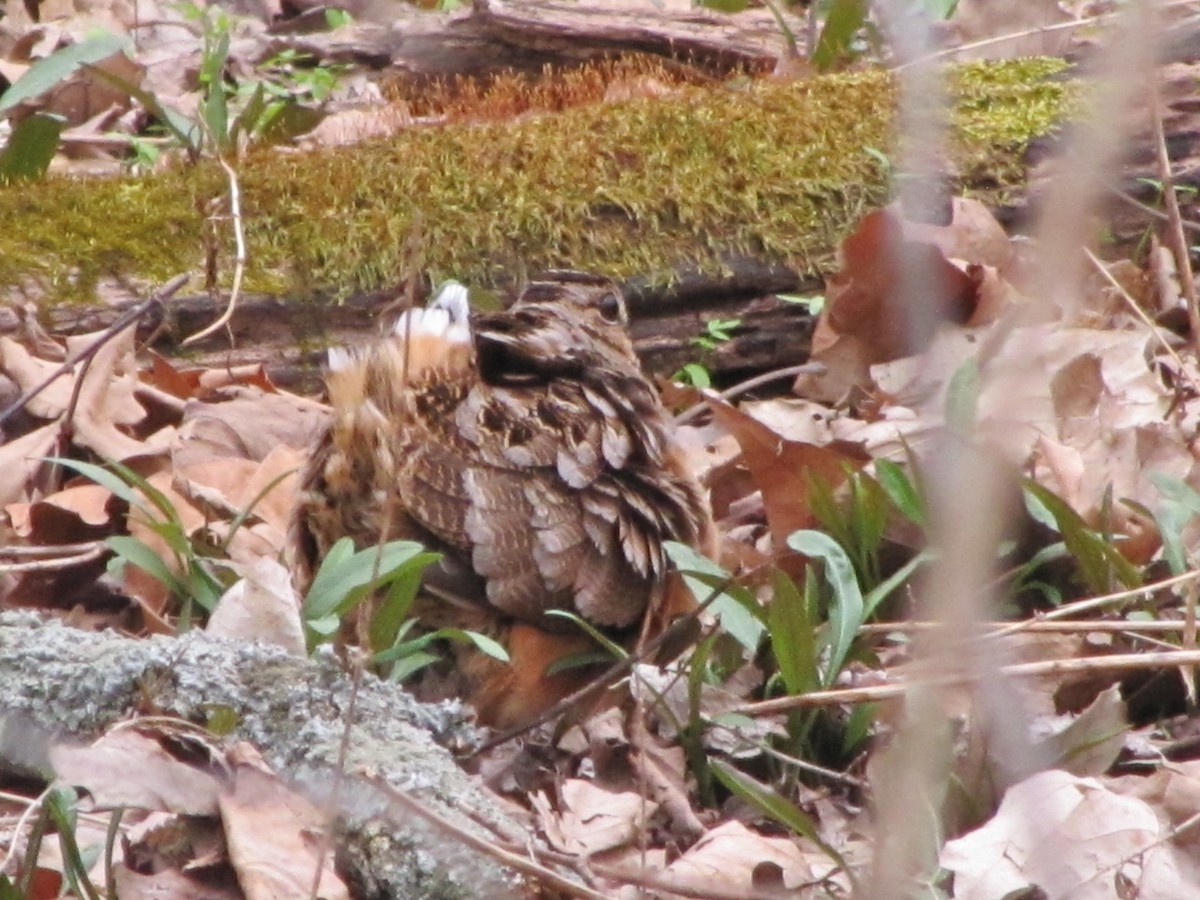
[4,11,1200,890]
[7,186,1200,895]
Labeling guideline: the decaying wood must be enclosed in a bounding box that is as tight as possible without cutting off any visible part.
[273,0,801,79]
[41,261,822,393]
[0,611,551,899]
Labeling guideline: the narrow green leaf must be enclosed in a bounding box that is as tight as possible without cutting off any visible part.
[1024,481,1141,592]
[768,569,817,696]
[0,33,131,113]
[544,610,627,659]
[695,0,749,11]
[458,628,509,662]
[47,786,101,900]
[367,564,425,652]
[863,550,931,619]
[711,760,830,851]
[944,357,980,433]
[229,82,268,145]
[388,650,441,682]
[44,457,144,511]
[85,66,198,150]
[874,459,925,526]
[0,112,66,181]
[106,535,184,596]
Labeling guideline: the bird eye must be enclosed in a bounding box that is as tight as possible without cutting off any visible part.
[597,291,623,324]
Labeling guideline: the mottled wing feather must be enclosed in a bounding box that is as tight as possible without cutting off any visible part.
[296,279,715,639]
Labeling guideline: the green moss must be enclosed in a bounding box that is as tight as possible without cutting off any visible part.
[0,58,1075,304]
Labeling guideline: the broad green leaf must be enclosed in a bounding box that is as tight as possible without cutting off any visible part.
[1150,473,1200,574]
[0,112,66,181]
[787,530,864,686]
[925,0,959,18]
[257,102,324,143]
[811,0,867,71]
[0,33,130,114]
[302,539,432,620]
[307,614,340,637]
[666,541,765,652]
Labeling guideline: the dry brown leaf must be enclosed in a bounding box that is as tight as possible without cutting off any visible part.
[218,744,348,900]
[175,388,327,469]
[0,336,74,419]
[207,558,305,654]
[533,779,657,856]
[941,769,1197,899]
[662,820,835,897]
[0,421,62,508]
[938,0,1075,60]
[1109,759,1200,848]
[6,483,113,537]
[51,729,225,815]
[112,867,241,900]
[706,396,868,557]
[795,199,1016,402]
[301,103,413,147]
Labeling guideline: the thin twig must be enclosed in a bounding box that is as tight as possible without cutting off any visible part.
[369,777,610,900]
[858,617,1200,635]
[1081,247,1200,396]
[733,648,1200,717]
[893,0,1199,71]
[990,568,1200,638]
[1147,53,1200,353]
[0,274,188,429]
[674,363,823,426]
[1111,185,1200,236]
[182,154,246,347]
[0,545,106,574]
[0,541,107,557]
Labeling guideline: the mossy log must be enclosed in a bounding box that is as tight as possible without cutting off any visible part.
[0,611,550,898]
[3,59,1076,385]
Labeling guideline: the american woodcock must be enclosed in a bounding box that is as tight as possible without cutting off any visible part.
[293,271,717,726]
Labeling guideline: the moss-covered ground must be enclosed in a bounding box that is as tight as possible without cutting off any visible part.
[0,57,1074,304]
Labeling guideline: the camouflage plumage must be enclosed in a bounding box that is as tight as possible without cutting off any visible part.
[293,272,716,724]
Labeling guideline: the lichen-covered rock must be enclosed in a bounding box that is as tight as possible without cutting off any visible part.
[0,611,542,899]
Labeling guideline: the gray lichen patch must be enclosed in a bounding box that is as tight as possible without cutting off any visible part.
[0,612,540,899]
